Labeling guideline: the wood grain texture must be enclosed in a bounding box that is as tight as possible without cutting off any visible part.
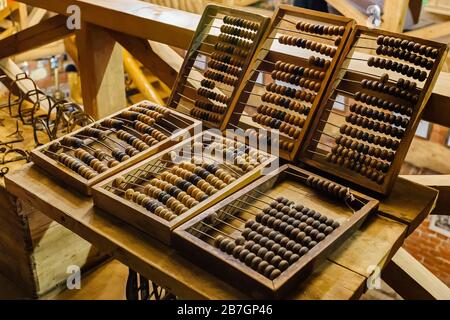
[5,163,435,299]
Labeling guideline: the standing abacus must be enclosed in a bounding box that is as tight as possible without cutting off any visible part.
[224,5,355,160]
[174,164,378,298]
[92,131,277,244]
[31,101,201,195]
[298,25,448,195]
[167,4,270,128]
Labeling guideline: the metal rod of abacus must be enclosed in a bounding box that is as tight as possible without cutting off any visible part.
[225,203,258,216]
[320,119,341,128]
[251,69,271,75]
[274,26,335,41]
[313,138,334,149]
[339,68,393,84]
[76,133,129,150]
[335,77,360,85]
[356,35,377,41]
[256,58,275,65]
[189,152,242,177]
[104,185,129,194]
[243,90,263,97]
[284,171,309,181]
[326,109,346,117]
[98,123,148,139]
[214,216,243,232]
[177,92,196,103]
[352,45,379,50]
[234,113,253,117]
[345,57,369,62]
[242,193,271,206]
[251,189,277,201]
[184,76,235,93]
[328,98,349,107]
[217,209,246,223]
[183,82,233,94]
[317,129,337,139]
[333,88,355,97]
[153,118,178,134]
[238,101,259,109]
[266,36,280,41]
[189,226,216,240]
[233,198,265,211]
[200,221,235,239]
[306,149,327,157]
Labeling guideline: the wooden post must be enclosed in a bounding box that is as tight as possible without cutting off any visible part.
[75,22,126,119]
[382,0,410,32]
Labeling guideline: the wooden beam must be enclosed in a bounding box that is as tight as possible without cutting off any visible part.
[383,248,450,300]
[401,174,450,215]
[108,30,178,88]
[405,21,450,40]
[382,0,410,32]
[75,22,126,119]
[27,8,47,27]
[122,49,165,105]
[325,0,367,25]
[0,15,72,60]
[19,0,200,49]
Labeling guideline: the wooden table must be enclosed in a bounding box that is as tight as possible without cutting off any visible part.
[4,163,438,299]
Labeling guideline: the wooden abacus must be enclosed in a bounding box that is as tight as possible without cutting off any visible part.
[298,26,449,195]
[92,131,277,244]
[223,5,355,161]
[31,101,201,195]
[166,4,270,129]
[173,164,378,298]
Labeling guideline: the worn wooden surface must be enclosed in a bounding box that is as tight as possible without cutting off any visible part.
[4,163,437,299]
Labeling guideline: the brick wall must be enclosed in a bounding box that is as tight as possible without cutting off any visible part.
[403,216,450,286]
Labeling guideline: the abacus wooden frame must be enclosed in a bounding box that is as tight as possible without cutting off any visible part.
[224,5,355,161]
[173,164,378,299]
[166,4,270,129]
[92,131,278,245]
[31,100,201,196]
[298,25,449,195]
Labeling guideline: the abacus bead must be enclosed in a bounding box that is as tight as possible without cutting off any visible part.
[257,260,269,274]
[316,233,326,241]
[299,247,309,256]
[269,269,282,280]
[263,265,275,278]
[289,254,300,264]
[324,226,334,234]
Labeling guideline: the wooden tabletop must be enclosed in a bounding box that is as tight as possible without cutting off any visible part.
[5,163,438,299]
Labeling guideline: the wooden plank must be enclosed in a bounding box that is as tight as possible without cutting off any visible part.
[382,248,450,300]
[75,22,126,119]
[377,178,438,235]
[325,0,367,25]
[27,8,47,27]
[0,15,73,60]
[19,0,200,49]
[405,21,450,40]
[401,174,450,215]
[5,164,392,300]
[109,30,178,88]
[382,0,410,32]
[329,215,407,277]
